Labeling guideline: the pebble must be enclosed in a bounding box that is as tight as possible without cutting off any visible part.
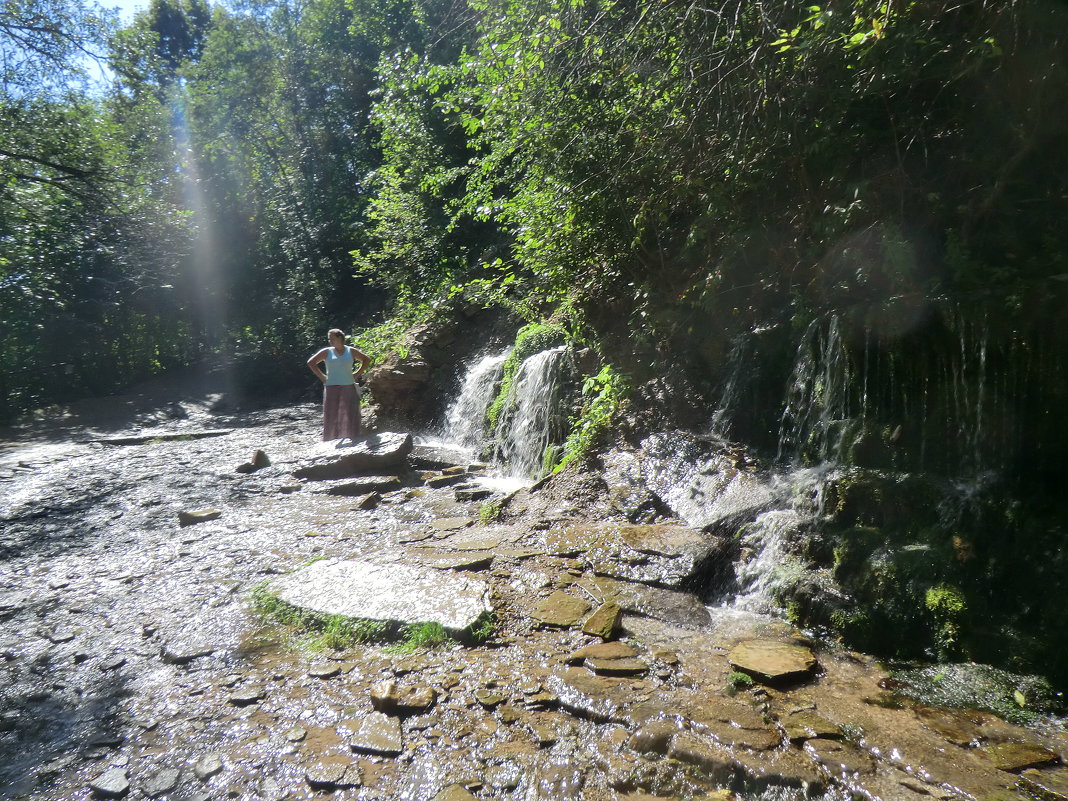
[89,767,129,798]
[193,754,223,781]
[143,768,180,798]
[284,726,307,743]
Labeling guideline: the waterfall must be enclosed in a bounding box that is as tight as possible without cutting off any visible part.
[709,334,749,438]
[442,350,509,451]
[493,346,567,478]
[777,315,854,464]
[437,346,568,481]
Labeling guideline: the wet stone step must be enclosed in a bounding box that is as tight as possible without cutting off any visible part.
[228,686,266,706]
[727,640,817,685]
[984,742,1061,772]
[586,657,649,677]
[304,759,362,790]
[347,711,403,756]
[323,476,402,496]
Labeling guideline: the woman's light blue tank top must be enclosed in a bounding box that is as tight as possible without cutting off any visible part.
[324,347,355,386]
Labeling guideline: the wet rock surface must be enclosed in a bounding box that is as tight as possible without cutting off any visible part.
[1,389,1066,801]
[268,559,492,632]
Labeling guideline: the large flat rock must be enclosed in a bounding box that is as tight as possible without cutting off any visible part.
[268,559,490,633]
[728,639,817,684]
[292,432,413,480]
[543,523,727,589]
[632,432,778,531]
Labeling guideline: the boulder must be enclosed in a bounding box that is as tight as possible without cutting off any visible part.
[267,559,491,634]
[581,602,622,639]
[366,357,431,418]
[591,576,712,628]
[193,754,223,781]
[143,768,180,798]
[637,432,778,531]
[544,523,728,589]
[89,768,129,798]
[177,509,222,527]
[236,449,271,473]
[292,432,413,480]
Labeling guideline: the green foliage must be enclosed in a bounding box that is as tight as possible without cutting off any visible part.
[386,621,452,653]
[351,303,433,365]
[477,501,502,525]
[725,671,754,696]
[485,322,567,429]
[468,611,496,643]
[554,365,628,472]
[888,663,1059,725]
[249,582,390,649]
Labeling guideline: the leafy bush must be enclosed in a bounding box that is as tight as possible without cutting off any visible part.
[485,322,568,429]
[554,364,629,472]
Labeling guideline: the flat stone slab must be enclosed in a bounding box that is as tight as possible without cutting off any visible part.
[567,642,638,664]
[544,523,726,588]
[94,429,232,446]
[587,657,648,677]
[984,742,1060,772]
[268,559,491,633]
[530,591,592,628]
[805,738,875,775]
[323,476,402,496]
[431,517,474,532]
[416,552,494,571]
[348,711,403,756]
[292,432,413,480]
[781,709,843,742]
[728,640,817,684]
[304,759,362,789]
[547,668,637,724]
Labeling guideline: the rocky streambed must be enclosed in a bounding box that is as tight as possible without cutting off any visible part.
[2,395,1067,801]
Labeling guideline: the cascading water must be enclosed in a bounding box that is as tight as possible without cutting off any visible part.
[492,346,567,479]
[776,315,853,464]
[436,346,569,482]
[441,350,509,451]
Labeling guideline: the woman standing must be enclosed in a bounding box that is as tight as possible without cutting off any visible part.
[307,329,372,440]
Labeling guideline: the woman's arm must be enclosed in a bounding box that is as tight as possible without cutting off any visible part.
[306,348,328,382]
[351,347,372,377]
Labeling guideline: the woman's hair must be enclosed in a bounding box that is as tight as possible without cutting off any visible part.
[328,328,346,340]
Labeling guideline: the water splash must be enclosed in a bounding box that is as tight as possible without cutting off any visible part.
[777,315,853,463]
[493,347,567,478]
[442,350,509,450]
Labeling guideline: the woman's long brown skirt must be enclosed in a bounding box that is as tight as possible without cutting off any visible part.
[322,384,361,440]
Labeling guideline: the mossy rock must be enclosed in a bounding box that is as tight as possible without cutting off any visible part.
[888,663,1059,724]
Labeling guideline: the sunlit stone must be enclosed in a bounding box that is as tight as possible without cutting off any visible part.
[268,559,491,632]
